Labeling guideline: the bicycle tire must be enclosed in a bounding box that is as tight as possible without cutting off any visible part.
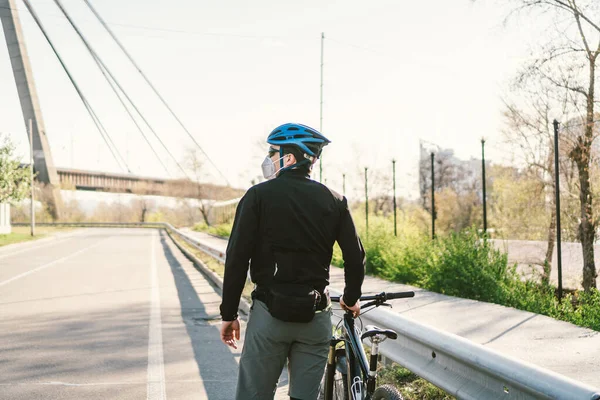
[372,384,404,400]
[318,370,348,400]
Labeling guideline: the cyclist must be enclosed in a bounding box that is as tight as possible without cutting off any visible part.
[220,123,365,400]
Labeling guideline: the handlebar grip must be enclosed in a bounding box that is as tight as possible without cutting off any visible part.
[329,292,414,303]
[386,291,415,299]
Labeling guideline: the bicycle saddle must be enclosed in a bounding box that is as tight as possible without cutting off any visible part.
[361,325,398,341]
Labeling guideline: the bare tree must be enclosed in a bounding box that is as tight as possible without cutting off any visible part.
[503,83,574,283]
[185,149,217,226]
[131,182,155,223]
[503,0,600,291]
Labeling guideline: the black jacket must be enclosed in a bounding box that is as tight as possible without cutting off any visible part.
[219,168,366,321]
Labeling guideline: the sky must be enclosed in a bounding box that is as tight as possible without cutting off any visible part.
[0,0,545,201]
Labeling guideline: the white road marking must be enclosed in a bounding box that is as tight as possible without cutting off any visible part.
[0,238,108,288]
[147,231,167,400]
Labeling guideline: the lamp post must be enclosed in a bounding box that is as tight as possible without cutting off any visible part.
[481,138,487,235]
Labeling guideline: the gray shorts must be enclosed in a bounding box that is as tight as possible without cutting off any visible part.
[236,299,332,400]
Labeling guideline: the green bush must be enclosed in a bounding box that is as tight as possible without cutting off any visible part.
[335,212,600,332]
[378,234,432,284]
[575,289,600,329]
[424,231,512,304]
[351,211,431,284]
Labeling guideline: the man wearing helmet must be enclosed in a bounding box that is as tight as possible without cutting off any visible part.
[220,123,365,400]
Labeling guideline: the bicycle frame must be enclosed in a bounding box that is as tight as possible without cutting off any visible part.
[322,291,414,400]
[323,311,378,400]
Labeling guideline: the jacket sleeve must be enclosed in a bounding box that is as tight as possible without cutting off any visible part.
[219,188,259,321]
[335,196,365,307]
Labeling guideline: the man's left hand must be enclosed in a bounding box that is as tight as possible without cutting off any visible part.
[220,319,241,349]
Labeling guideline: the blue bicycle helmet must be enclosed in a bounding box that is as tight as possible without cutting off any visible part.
[267,123,331,158]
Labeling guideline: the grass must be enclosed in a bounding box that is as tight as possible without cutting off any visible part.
[168,230,253,302]
[0,226,72,247]
[377,362,454,400]
[359,343,453,399]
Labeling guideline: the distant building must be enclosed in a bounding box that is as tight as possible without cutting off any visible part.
[418,142,490,210]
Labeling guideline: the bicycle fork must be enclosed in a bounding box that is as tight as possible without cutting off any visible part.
[366,339,380,394]
[325,340,337,397]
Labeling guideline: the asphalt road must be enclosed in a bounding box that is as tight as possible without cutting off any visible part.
[492,239,600,290]
[0,228,261,400]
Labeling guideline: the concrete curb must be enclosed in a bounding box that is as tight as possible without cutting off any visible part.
[165,228,252,318]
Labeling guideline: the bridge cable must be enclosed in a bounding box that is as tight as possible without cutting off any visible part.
[82,0,231,186]
[50,2,170,177]
[52,0,190,179]
[94,59,171,176]
[21,0,131,174]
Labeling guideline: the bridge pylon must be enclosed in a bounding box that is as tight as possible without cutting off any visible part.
[1,0,62,218]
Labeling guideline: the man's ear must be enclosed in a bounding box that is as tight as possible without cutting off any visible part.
[285,153,296,167]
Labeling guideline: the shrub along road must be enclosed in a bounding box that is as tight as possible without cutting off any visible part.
[185,229,600,389]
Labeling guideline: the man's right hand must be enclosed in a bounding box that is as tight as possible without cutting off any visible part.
[340,296,360,318]
[220,319,241,349]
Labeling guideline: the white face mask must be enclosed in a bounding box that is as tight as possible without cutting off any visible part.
[261,154,287,180]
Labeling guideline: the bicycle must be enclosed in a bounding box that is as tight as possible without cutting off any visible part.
[318,291,415,400]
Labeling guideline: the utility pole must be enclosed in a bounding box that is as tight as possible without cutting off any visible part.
[365,167,369,237]
[29,119,35,236]
[342,173,346,196]
[392,159,397,236]
[431,152,435,240]
[319,32,324,183]
[481,138,487,235]
[553,119,563,301]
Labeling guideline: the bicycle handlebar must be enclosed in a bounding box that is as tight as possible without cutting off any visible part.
[386,291,415,300]
[329,291,414,304]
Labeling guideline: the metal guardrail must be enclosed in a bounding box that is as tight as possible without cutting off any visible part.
[13,221,226,261]
[339,296,600,400]
[16,222,600,400]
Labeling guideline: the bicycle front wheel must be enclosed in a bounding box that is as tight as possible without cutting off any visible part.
[372,384,404,400]
[318,369,348,400]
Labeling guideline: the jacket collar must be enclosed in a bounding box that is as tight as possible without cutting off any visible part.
[278,167,310,179]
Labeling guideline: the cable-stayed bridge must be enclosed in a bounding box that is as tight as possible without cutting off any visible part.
[0,0,236,218]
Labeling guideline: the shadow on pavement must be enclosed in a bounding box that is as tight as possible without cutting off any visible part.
[159,231,239,400]
[482,314,538,345]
